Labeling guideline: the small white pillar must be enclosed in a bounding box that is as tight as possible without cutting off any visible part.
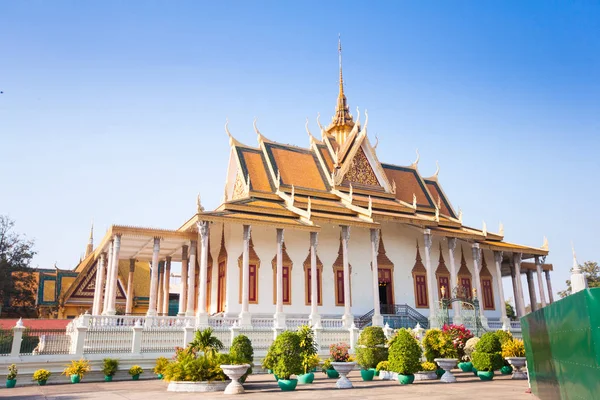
[197,221,210,327]
[131,320,143,354]
[447,238,462,324]
[274,228,286,329]
[105,234,122,316]
[370,229,383,327]
[239,225,252,327]
[102,240,114,315]
[472,244,487,326]
[92,252,106,315]
[147,237,161,317]
[183,322,195,348]
[423,229,437,327]
[10,319,25,357]
[163,256,171,316]
[349,323,360,353]
[570,246,587,294]
[341,225,354,328]
[513,253,526,317]
[230,322,240,347]
[185,240,197,317]
[178,245,189,316]
[382,322,393,340]
[73,313,90,356]
[308,232,321,326]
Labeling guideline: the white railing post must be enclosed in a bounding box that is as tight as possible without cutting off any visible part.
[382,322,393,340]
[73,313,90,356]
[10,318,25,357]
[272,326,284,341]
[183,322,195,348]
[349,323,359,354]
[230,322,240,346]
[312,322,322,353]
[131,320,144,354]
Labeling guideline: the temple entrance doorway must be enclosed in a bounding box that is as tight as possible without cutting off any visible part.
[378,267,394,309]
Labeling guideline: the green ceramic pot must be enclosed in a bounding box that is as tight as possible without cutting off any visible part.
[472,366,478,377]
[132,374,140,381]
[398,374,415,385]
[6,379,16,388]
[458,362,473,372]
[157,373,163,380]
[104,375,113,382]
[435,368,444,378]
[37,380,47,386]
[477,371,494,381]
[277,379,298,391]
[326,369,339,379]
[70,375,81,384]
[500,365,513,375]
[273,373,279,382]
[370,368,379,377]
[298,372,314,384]
[311,367,318,372]
[267,369,273,374]
[360,369,375,381]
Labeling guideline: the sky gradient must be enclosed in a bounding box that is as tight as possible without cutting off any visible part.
[1,1,599,305]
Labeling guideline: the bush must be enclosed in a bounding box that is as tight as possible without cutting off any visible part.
[102,358,119,377]
[356,326,388,369]
[495,330,513,346]
[475,333,502,354]
[32,369,51,381]
[329,342,350,362]
[297,325,318,374]
[153,357,170,375]
[471,352,503,372]
[188,328,224,355]
[163,352,231,382]
[62,359,91,379]
[502,339,525,358]
[376,361,389,372]
[388,329,422,375]
[442,324,474,360]
[321,358,333,373]
[420,361,437,372]
[264,331,303,380]
[422,329,458,361]
[7,364,17,380]
[129,365,143,376]
[230,335,254,381]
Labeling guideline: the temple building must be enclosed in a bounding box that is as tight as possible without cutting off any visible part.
[44,41,554,329]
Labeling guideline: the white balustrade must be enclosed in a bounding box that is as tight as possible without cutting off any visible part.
[84,327,133,354]
[250,317,274,329]
[319,329,350,351]
[285,318,310,330]
[141,327,184,353]
[238,329,273,351]
[211,328,232,351]
[208,316,238,329]
[321,318,344,329]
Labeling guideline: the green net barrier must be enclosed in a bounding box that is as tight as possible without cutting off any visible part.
[521,288,600,400]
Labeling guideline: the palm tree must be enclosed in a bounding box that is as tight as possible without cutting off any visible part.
[188,328,224,356]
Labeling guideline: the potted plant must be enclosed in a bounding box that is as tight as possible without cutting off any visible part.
[471,332,503,381]
[263,331,303,391]
[33,369,51,386]
[102,358,119,382]
[423,329,458,382]
[329,342,356,389]
[163,346,231,392]
[502,338,527,380]
[442,325,473,372]
[129,365,143,380]
[153,357,169,379]
[228,334,254,383]
[356,326,388,381]
[462,336,480,373]
[321,358,339,379]
[388,329,422,385]
[297,325,319,384]
[63,359,91,383]
[376,361,392,380]
[6,364,17,388]
[415,361,438,381]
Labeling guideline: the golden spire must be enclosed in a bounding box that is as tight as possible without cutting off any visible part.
[326,34,355,143]
[85,221,93,258]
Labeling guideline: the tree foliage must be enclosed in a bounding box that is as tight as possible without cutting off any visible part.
[559,261,600,298]
[505,301,516,321]
[0,216,37,317]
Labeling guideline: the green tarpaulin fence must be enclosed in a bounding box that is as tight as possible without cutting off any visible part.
[521,288,600,400]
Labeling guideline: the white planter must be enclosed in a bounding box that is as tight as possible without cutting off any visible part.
[434,358,458,383]
[167,380,228,392]
[506,357,527,380]
[331,362,356,389]
[378,370,392,380]
[220,364,250,394]
[414,371,437,381]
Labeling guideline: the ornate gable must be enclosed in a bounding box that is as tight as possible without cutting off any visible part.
[343,147,379,187]
[69,262,126,300]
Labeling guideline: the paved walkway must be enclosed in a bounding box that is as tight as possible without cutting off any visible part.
[0,371,533,400]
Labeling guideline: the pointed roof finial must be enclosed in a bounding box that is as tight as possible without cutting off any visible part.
[85,221,94,258]
[327,34,354,141]
[571,241,579,270]
[338,33,343,95]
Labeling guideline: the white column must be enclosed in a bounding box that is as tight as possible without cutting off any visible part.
[513,253,526,317]
[371,229,383,327]
[447,238,461,324]
[92,252,106,315]
[526,270,538,312]
[239,225,252,327]
[147,237,161,317]
[545,270,554,303]
[472,244,486,325]
[125,259,135,315]
[105,234,122,316]
[341,225,353,328]
[493,251,510,328]
[102,240,114,314]
[157,261,164,315]
[197,222,210,326]
[535,256,547,307]
[423,229,436,326]
[163,256,171,316]
[185,241,197,317]
[308,232,320,326]
[274,228,286,328]
[178,245,188,316]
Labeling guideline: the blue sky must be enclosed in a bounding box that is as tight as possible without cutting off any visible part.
[1,1,598,304]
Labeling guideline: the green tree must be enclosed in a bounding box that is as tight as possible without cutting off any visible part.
[505,301,516,321]
[0,216,37,317]
[558,261,599,298]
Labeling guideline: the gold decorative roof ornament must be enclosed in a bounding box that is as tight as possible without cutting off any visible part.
[458,208,463,223]
[348,183,353,203]
[391,179,396,194]
[306,117,316,145]
[541,236,549,251]
[411,149,420,169]
[499,222,504,236]
[482,220,487,236]
[325,34,355,144]
[373,133,379,150]
[433,161,440,180]
[253,117,264,143]
[316,112,325,137]
[368,195,373,217]
[197,194,205,213]
[224,118,241,147]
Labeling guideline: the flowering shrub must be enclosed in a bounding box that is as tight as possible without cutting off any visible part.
[422,329,458,361]
[329,342,350,362]
[442,324,474,360]
[463,337,480,361]
[502,339,525,358]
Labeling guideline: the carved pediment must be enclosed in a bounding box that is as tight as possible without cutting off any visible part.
[342,147,379,186]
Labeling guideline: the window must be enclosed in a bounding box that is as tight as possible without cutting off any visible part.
[438,275,450,300]
[335,267,345,306]
[249,264,257,303]
[238,236,260,305]
[460,277,472,299]
[271,242,293,306]
[303,246,323,306]
[414,274,428,308]
[481,278,495,310]
[206,264,212,312]
[217,260,226,313]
